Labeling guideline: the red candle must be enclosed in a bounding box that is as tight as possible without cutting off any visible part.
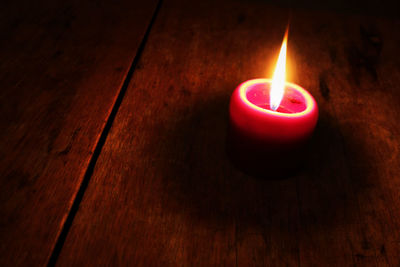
[228,30,318,177]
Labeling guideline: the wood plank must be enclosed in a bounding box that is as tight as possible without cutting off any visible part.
[0,0,158,265]
[291,14,400,266]
[56,0,400,265]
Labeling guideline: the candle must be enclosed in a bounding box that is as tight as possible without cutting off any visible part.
[228,30,318,177]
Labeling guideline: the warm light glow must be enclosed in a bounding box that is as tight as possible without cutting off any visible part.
[270,29,288,111]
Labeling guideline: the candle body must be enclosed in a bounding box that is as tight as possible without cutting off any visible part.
[228,79,318,177]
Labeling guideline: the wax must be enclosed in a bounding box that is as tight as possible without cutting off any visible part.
[228,78,318,177]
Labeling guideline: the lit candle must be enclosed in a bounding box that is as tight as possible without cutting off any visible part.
[228,30,318,177]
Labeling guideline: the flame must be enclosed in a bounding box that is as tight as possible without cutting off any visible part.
[270,29,288,111]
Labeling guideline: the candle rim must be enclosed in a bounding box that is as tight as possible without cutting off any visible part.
[239,78,316,118]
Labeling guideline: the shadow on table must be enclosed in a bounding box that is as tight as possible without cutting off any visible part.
[153,91,378,235]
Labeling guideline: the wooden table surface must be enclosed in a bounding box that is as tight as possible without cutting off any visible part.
[1,0,400,266]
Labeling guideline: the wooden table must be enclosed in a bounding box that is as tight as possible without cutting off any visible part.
[1,0,400,266]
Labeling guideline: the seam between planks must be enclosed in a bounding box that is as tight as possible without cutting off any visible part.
[46,1,163,265]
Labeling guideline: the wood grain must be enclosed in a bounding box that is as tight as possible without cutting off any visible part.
[56,0,400,265]
[0,0,157,265]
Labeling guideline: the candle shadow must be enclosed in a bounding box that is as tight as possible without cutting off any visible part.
[151,92,379,239]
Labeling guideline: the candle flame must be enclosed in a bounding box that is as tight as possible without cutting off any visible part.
[270,28,288,111]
